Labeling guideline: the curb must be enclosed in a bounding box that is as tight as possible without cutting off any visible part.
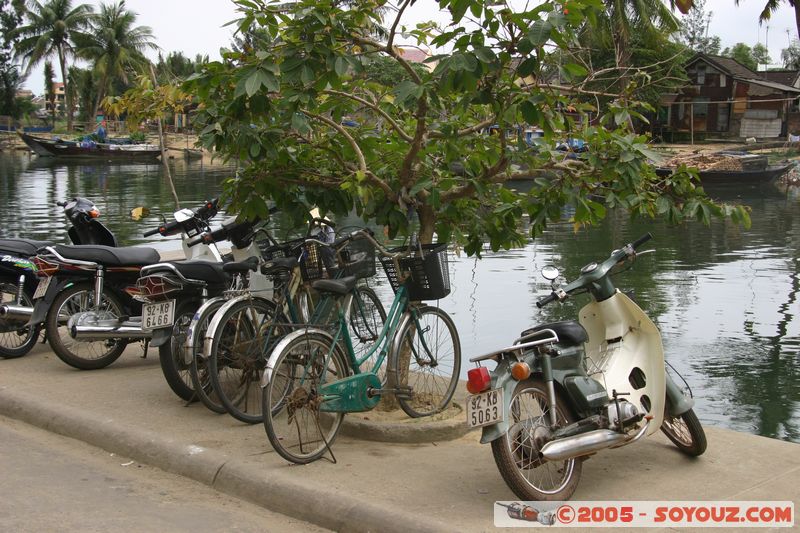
[0,386,454,533]
[340,403,476,443]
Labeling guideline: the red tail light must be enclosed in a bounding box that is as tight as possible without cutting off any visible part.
[88,209,100,218]
[33,256,59,276]
[467,367,491,394]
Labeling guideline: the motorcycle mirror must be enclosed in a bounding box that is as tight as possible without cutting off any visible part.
[173,208,195,223]
[541,265,559,281]
[129,206,151,221]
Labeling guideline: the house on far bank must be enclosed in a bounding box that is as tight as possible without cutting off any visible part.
[657,53,800,141]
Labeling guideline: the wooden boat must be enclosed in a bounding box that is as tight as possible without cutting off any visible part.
[17,132,161,160]
[655,162,793,184]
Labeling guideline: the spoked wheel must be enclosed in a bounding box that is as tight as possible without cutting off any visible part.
[188,299,228,414]
[158,301,200,402]
[490,379,582,501]
[45,282,127,370]
[389,305,461,418]
[348,286,386,381]
[262,331,348,464]
[661,403,707,456]
[208,298,287,424]
[0,282,41,359]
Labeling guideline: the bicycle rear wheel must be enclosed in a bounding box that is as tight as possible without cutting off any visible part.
[389,305,461,418]
[262,331,348,464]
[208,297,287,424]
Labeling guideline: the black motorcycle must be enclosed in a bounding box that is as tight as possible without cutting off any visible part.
[31,199,220,370]
[0,198,115,358]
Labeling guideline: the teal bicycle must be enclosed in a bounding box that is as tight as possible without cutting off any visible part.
[261,230,461,464]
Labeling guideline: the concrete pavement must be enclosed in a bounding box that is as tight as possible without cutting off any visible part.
[1,342,798,532]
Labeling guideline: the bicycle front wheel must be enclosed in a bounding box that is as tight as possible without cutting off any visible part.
[349,286,386,379]
[389,305,461,418]
[208,297,287,424]
[188,298,228,414]
[262,331,348,464]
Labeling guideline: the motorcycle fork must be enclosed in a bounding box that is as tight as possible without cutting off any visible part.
[93,266,105,309]
[540,351,558,427]
[16,274,25,304]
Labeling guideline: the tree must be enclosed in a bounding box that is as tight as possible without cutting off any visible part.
[12,0,93,131]
[187,0,749,255]
[0,0,26,118]
[678,0,721,54]
[43,59,55,124]
[722,43,758,71]
[155,51,207,84]
[740,0,800,42]
[782,39,800,68]
[68,65,96,122]
[73,0,158,118]
[752,43,772,68]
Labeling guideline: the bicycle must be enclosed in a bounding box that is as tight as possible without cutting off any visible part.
[260,230,461,464]
[201,226,386,424]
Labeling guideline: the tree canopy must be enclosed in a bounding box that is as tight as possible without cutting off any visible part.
[186,0,749,255]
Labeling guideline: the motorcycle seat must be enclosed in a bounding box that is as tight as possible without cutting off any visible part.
[0,238,54,256]
[312,276,357,296]
[50,244,160,267]
[520,320,588,347]
[168,260,230,285]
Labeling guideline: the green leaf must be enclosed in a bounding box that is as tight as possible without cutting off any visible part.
[520,99,542,125]
[334,56,348,77]
[249,142,261,158]
[245,71,261,97]
[474,46,496,63]
[526,20,552,46]
[561,62,587,79]
[655,196,670,215]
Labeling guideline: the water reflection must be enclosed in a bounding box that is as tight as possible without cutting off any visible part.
[0,152,798,443]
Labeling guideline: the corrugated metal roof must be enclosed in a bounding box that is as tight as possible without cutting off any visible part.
[743,78,800,93]
[762,70,800,87]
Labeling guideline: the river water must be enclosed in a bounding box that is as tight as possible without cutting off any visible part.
[1,152,798,443]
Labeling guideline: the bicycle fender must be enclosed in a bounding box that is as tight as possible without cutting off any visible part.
[665,374,694,416]
[261,327,334,388]
[479,358,519,444]
[183,296,226,364]
[201,294,259,359]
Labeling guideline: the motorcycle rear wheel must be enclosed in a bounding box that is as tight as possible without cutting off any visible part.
[45,282,127,370]
[490,378,582,501]
[158,300,201,402]
[660,405,707,456]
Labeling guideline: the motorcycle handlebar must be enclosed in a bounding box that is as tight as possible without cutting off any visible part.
[56,201,68,207]
[142,226,161,237]
[536,292,558,308]
[630,233,653,250]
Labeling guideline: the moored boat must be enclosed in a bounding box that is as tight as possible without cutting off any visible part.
[17,132,161,160]
[655,162,794,184]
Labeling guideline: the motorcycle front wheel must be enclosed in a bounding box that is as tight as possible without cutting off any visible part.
[490,378,582,501]
[0,282,41,358]
[661,404,707,456]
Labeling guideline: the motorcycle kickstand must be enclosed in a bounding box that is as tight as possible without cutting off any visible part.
[140,338,149,358]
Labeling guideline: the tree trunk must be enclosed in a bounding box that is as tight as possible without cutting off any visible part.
[58,48,71,132]
[149,64,181,209]
[92,72,109,122]
[417,203,436,244]
[795,4,800,41]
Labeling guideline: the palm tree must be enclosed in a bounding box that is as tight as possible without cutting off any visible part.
[73,0,158,118]
[590,0,680,71]
[12,0,92,131]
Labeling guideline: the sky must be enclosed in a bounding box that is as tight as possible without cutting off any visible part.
[18,0,800,96]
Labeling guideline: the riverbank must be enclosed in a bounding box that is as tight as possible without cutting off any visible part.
[1,342,798,532]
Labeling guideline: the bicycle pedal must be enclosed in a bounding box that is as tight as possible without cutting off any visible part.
[394,385,413,399]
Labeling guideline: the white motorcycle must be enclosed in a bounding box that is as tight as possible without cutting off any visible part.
[466,233,706,501]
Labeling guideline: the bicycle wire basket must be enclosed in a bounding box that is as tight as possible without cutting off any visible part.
[337,234,376,280]
[379,243,450,301]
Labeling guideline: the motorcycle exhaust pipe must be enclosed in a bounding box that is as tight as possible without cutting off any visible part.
[68,312,151,341]
[0,304,34,322]
[540,420,651,461]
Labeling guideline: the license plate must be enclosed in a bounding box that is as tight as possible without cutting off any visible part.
[33,276,51,300]
[467,388,504,428]
[142,300,175,331]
